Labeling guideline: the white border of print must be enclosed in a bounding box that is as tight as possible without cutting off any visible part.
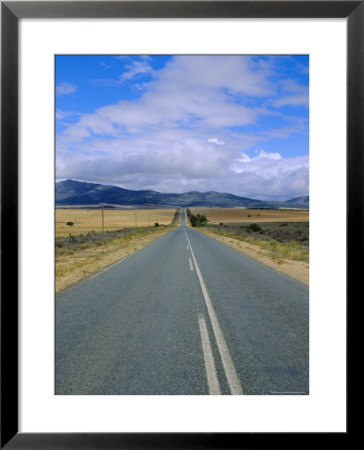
[19,18,346,433]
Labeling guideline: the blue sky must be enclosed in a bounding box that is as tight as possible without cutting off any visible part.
[56,55,308,200]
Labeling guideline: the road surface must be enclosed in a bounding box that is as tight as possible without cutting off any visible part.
[56,210,308,395]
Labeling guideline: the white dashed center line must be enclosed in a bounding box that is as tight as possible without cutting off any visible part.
[198,314,221,395]
[189,258,193,271]
[186,232,243,395]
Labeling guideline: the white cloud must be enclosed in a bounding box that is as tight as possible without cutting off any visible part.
[56,109,80,121]
[273,94,308,108]
[254,150,282,160]
[229,150,282,171]
[227,153,308,199]
[56,82,77,96]
[119,59,154,82]
[56,56,309,200]
[60,56,271,141]
[273,79,308,108]
[208,138,224,145]
[56,128,308,200]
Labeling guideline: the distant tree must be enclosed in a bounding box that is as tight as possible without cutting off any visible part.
[190,214,208,227]
[154,223,160,227]
[66,221,74,227]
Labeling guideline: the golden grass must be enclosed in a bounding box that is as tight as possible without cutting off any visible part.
[56,208,176,236]
[243,236,309,263]
[190,207,309,224]
[204,228,308,264]
[56,225,175,293]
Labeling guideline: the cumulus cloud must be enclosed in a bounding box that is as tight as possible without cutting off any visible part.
[56,56,309,200]
[208,138,224,145]
[229,150,282,170]
[119,59,154,82]
[56,82,77,96]
[225,153,308,199]
[273,79,309,108]
[60,56,270,141]
[56,109,80,121]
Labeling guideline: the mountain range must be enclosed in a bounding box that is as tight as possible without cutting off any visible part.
[56,179,309,209]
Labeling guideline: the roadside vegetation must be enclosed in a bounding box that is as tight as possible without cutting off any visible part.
[187,210,208,227]
[56,209,181,293]
[197,218,309,264]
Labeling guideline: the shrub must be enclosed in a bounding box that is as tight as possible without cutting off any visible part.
[154,223,160,227]
[246,223,262,233]
[190,213,208,227]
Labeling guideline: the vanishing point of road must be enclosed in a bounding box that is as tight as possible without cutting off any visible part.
[56,210,309,395]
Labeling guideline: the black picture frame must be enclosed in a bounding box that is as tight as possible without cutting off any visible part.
[1,1,355,448]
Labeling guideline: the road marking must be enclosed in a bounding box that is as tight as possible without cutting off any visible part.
[198,314,221,395]
[186,233,243,395]
[89,254,132,280]
[189,258,193,271]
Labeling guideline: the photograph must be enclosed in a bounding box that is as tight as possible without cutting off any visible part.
[55,54,309,395]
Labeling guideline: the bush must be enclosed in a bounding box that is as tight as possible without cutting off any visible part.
[190,213,208,227]
[154,222,160,227]
[246,223,262,233]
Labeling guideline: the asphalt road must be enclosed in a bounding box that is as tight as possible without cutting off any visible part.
[56,210,308,395]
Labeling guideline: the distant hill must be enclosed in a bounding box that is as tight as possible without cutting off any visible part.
[286,196,309,206]
[56,179,309,209]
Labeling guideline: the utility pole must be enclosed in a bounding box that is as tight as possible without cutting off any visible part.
[101,203,105,232]
[135,212,137,228]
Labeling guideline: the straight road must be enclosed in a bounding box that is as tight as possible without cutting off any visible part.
[56,210,308,395]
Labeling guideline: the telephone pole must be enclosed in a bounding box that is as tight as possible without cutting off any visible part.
[101,203,105,232]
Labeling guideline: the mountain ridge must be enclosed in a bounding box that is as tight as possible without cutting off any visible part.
[56,179,309,209]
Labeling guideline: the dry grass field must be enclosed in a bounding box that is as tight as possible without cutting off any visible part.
[189,207,309,224]
[56,208,176,236]
[55,226,176,293]
[188,207,309,285]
